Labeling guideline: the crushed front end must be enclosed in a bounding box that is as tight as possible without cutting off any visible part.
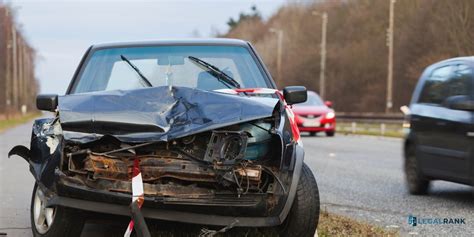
[9,86,304,227]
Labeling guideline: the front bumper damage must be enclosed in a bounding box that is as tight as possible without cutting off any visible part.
[45,145,303,227]
[8,86,304,229]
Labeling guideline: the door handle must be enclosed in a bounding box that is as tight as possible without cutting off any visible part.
[468,132,474,137]
[436,121,447,126]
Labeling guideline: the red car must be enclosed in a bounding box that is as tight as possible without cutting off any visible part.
[292,91,336,136]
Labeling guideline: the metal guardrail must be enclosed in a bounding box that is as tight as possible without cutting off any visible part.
[334,112,405,137]
[336,112,404,124]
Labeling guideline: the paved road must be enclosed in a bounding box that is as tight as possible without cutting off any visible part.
[1,121,473,236]
[0,122,34,237]
[1,121,133,237]
[303,133,474,236]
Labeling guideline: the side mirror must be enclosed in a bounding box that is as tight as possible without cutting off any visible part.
[283,86,307,105]
[324,101,333,108]
[444,95,474,111]
[36,94,58,112]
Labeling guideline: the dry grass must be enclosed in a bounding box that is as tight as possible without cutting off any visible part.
[0,113,41,133]
[318,211,398,237]
[140,211,398,236]
[336,122,404,138]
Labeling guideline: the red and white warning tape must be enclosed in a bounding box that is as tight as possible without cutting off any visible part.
[124,158,145,237]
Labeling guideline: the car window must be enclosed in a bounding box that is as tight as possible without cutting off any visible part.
[106,58,241,91]
[73,46,268,94]
[418,64,472,105]
[418,65,453,104]
[449,64,472,99]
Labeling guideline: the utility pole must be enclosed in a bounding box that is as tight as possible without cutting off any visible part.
[312,11,328,99]
[269,28,283,86]
[386,0,396,113]
[18,38,24,110]
[4,7,11,118]
[12,25,18,111]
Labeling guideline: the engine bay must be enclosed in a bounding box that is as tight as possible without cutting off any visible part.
[61,118,284,198]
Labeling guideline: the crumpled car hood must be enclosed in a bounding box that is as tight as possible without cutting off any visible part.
[58,86,279,143]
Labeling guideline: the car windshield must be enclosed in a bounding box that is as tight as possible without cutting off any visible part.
[72,45,270,94]
[298,92,324,106]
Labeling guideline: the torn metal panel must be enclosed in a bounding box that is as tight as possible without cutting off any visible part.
[58,174,269,207]
[80,154,218,183]
[8,118,64,188]
[60,175,214,198]
[58,86,278,143]
[67,151,264,190]
[8,145,31,162]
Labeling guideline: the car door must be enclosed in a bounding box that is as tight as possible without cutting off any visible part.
[412,65,452,177]
[466,66,474,186]
[465,65,474,186]
[469,70,474,186]
[414,63,473,183]
[437,63,473,183]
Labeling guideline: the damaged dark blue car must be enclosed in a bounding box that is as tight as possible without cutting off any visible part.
[9,39,320,237]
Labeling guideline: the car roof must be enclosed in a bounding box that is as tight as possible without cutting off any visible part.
[432,56,474,66]
[91,38,250,50]
[423,56,474,74]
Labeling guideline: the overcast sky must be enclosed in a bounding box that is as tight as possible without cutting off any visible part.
[8,0,285,94]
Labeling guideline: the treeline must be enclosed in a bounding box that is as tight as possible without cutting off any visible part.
[0,4,38,119]
[223,0,474,112]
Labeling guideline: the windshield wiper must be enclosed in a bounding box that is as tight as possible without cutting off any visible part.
[120,55,153,87]
[188,56,241,89]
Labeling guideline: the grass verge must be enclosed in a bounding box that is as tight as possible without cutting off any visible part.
[142,211,398,236]
[336,122,404,138]
[318,211,398,237]
[0,113,41,133]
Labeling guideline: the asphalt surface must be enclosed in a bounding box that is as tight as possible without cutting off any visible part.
[304,132,474,236]
[1,121,473,236]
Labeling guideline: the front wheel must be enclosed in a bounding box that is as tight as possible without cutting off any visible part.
[405,145,430,195]
[278,163,320,237]
[325,130,335,137]
[31,183,85,237]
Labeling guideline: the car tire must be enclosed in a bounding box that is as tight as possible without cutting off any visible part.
[278,163,320,237]
[325,130,335,137]
[31,183,85,237]
[309,132,317,136]
[405,145,430,195]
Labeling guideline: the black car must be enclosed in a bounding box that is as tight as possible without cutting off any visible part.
[9,39,320,237]
[404,57,474,195]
